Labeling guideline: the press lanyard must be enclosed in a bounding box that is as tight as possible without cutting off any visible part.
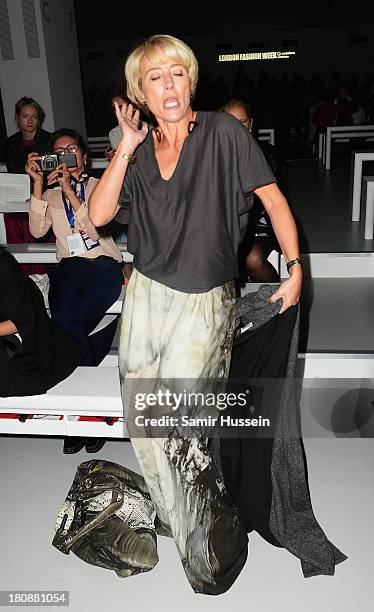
[62,180,86,232]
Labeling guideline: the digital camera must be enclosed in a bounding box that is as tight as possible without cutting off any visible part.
[38,153,77,172]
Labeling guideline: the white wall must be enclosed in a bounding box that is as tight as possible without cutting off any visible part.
[40,0,86,136]
[0,0,53,134]
[0,0,86,138]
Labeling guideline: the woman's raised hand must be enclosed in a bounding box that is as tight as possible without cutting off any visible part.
[113,101,148,151]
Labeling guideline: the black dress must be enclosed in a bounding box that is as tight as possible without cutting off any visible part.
[216,286,348,577]
[0,246,86,397]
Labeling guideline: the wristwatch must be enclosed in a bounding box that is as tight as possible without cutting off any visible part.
[122,153,136,164]
[286,257,302,273]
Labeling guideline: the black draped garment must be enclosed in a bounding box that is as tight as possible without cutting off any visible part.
[0,246,85,397]
[215,285,348,578]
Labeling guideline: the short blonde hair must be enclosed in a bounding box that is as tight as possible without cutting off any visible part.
[125,34,199,108]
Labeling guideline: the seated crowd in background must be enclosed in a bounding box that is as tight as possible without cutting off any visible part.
[84,71,374,159]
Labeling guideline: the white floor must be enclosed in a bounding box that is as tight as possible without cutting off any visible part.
[0,435,372,612]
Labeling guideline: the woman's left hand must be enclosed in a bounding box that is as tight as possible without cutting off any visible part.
[46,163,71,192]
[268,269,302,314]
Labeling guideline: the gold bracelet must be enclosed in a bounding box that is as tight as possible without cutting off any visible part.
[122,153,136,164]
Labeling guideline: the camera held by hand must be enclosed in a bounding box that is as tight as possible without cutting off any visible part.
[38,153,77,172]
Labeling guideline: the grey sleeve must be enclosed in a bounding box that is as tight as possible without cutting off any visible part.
[109,126,122,150]
[238,129,276,194]
[116,171,132,225]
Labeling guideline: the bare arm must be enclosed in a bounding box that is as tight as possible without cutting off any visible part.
[254,182,302,313]
[88,143,134,226]
[88,103,148,227]
[0,320,18,336]
[255,183,299,262]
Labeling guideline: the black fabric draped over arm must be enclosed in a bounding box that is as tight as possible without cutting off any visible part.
[0,247,86,397]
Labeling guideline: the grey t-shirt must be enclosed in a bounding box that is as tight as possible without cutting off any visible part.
[109,125,122,149]
[118,111,276,293]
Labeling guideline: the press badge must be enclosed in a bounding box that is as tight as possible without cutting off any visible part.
[66,231,86,256]
[63,179,99,255]
[79,230,100,251]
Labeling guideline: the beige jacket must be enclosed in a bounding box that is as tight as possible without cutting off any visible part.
[29,177,122,263]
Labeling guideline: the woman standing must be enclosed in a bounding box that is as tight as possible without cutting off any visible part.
[88,35,304,593]
[26,128,124,453]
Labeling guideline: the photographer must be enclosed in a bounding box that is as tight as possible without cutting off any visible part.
[26,128,124,454]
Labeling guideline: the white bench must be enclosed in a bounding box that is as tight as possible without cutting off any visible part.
[0,367,127,438]
[324,125,374,170]
[350,150,374,221]
[3,242,133,264]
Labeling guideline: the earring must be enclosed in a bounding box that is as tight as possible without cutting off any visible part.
[190,93,193,101]
[143,100,147,107]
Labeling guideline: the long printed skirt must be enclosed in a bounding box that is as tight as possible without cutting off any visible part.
[119,268,248,595]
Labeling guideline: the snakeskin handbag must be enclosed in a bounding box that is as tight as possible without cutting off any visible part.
[52,459,158,577]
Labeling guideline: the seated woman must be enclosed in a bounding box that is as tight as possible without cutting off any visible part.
[5,96,54,275]
[26,128,124,454]
[0,245,85,397]
[221,99,281,283]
